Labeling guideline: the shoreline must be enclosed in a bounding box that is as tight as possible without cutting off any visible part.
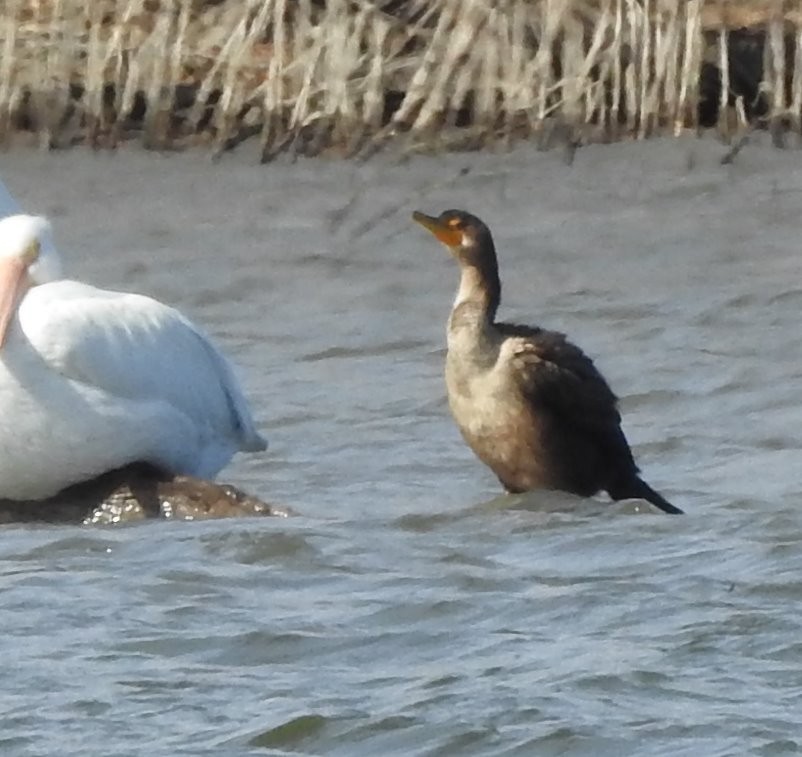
[1,1,800,159]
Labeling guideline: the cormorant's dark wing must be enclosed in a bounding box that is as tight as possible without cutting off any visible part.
[499,323,636,466]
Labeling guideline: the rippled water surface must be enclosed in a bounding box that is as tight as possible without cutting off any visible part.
[2,137,802,755]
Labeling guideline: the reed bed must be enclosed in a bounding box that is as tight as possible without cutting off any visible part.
[0,0,800,158]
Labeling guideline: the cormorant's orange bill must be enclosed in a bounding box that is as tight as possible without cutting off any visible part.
[412,211,462,248]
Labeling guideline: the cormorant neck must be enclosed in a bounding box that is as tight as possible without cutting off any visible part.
[452,257,501,326]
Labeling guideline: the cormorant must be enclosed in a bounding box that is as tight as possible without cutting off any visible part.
[413,208,681,514]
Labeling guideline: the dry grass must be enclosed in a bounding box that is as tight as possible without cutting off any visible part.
[0,0,800,158]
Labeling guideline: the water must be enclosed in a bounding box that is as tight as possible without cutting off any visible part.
[2,136,802,755]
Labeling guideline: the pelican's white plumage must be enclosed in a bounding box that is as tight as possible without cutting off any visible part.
[0,210,266,501]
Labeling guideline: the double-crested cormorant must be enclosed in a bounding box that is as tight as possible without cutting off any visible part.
[413,209,681,514]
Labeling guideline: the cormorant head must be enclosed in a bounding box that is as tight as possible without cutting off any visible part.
[412,209,496,268]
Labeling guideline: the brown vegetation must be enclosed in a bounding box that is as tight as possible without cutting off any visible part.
[0,0,800,158]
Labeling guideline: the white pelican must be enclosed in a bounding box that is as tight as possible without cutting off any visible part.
[0,213,267,501]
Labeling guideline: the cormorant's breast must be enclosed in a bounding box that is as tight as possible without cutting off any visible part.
[445,320,634,495]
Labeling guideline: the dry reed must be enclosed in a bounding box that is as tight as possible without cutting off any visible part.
[0,0,800,158]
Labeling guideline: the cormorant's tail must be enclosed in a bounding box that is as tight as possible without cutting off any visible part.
[608,476,683,515]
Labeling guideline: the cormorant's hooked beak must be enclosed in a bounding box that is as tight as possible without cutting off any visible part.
[412,211,462,249]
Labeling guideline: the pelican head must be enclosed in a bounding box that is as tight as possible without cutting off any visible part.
[0,214,62,347]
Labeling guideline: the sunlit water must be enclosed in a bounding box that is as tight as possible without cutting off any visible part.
[2,137,802,755]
